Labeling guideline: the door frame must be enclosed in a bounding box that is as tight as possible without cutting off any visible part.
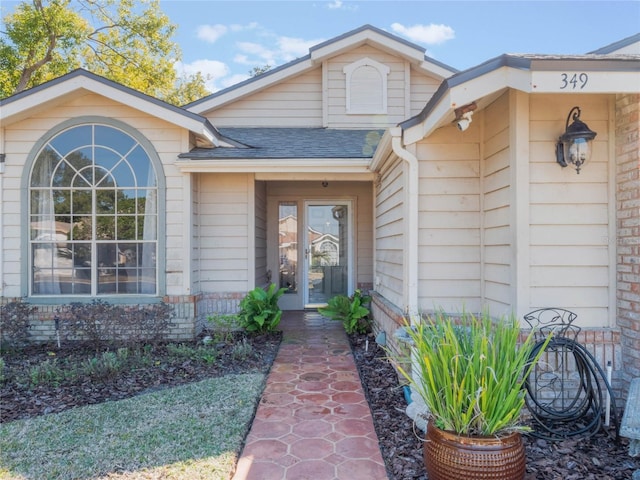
[303,199,354,308]
[268,196,355,310]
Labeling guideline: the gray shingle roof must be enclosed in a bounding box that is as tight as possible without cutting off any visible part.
[180,128,385,159]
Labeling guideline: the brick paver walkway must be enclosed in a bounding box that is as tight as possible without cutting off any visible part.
[232,311,388,479]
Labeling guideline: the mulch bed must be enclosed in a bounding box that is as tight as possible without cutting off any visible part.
[2,329,639,479]
[0,332,281,423]
[348,331,640,480]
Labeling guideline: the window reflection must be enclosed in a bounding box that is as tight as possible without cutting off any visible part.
[279,202,297,294]
[29,124,158,296]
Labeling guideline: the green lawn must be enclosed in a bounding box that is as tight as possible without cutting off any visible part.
[0,373,265,480]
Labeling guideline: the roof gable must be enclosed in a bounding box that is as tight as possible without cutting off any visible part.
[310,24,426,64]
[186,25,457,115]
[0,69,230,147]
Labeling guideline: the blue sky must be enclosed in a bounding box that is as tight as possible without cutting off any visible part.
[2,1,639,93]
[162,0,640,92]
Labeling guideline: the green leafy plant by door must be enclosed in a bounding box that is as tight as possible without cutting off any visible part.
[238,284,286,333]
[318,289,371,334]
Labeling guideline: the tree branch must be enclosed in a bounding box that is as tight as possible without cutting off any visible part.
[14,0,58,93]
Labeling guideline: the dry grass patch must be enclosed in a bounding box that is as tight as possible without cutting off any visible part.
[0,373,265,480]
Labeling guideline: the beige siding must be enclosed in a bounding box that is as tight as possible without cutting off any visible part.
[207,70,323,127]
[1,164,21,296]
[356,182,374,289]
[327,45,409,128]
[255,180,268,286]
[375,156,404,308]
[409,65,440,117]
[198,173,251,293]
[482,93,512,313]
[205,47,441,130]
[2,93,188,297]
[191,174,201,294]
[528,94,612,327]
[416,127,482,312]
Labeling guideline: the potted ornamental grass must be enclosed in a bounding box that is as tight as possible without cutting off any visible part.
[393,309,551,480]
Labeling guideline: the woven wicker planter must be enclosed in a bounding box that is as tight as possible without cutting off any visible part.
[424,421,526,480]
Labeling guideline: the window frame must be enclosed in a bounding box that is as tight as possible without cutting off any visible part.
[21,116,166,303]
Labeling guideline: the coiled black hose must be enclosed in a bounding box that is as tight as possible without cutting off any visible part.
[524,335,620,441]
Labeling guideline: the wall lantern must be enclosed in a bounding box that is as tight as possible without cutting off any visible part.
[556,106,597,174]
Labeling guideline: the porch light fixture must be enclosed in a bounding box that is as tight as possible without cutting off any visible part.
[555,106,597,174]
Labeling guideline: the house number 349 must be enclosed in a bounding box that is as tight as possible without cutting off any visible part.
[560,73,588,89]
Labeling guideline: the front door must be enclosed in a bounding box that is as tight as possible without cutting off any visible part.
[304,201,351,307]
[276,199,352,309]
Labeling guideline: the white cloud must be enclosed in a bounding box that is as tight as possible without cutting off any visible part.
[237,41,277,65]
[233,34,324,66]
[390,23,455,45]
[175,59,230,92]
[197,24,228,43]
[277,36,324,61]
[230,22,259,32]
[326,0,357,11]
[233,54,252,66]
[177,24,326,91]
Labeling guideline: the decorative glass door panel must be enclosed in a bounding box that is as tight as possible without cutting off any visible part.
[305,202,350,306]
[278,202,298,294]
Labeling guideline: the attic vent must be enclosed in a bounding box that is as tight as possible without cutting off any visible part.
[343,57,390,114]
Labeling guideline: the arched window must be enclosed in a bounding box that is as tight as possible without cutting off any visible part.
[318,241,338,266]
[343,57,390,114]
[28,122,161,296]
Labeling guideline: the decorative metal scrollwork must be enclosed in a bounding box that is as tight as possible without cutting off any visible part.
[523,308,619,441]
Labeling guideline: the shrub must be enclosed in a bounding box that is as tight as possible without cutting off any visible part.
[318,289,371,334]
[57,300,117,350]
[238,284,286,333]
[81,351,127,379]
[0,299,36,348]
[206,314,240,343]
[29,359,66,387]
[58,300,173,350]
[231,338,253,361]
[121,303,173,345]
[166,343,217,364]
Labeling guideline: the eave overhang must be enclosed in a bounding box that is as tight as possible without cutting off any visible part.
[175,157,375,179]
[0,69,228,147]
[400,54,640,145]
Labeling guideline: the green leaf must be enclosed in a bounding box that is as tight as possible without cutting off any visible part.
[389,310,552,436]
[1,0,210,104]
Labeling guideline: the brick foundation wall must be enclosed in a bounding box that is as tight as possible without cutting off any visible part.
[162,295,197,340]
[1,296,198,343]
[195,291,245,332]
[370,292,407,358]
[616,93,640,398]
